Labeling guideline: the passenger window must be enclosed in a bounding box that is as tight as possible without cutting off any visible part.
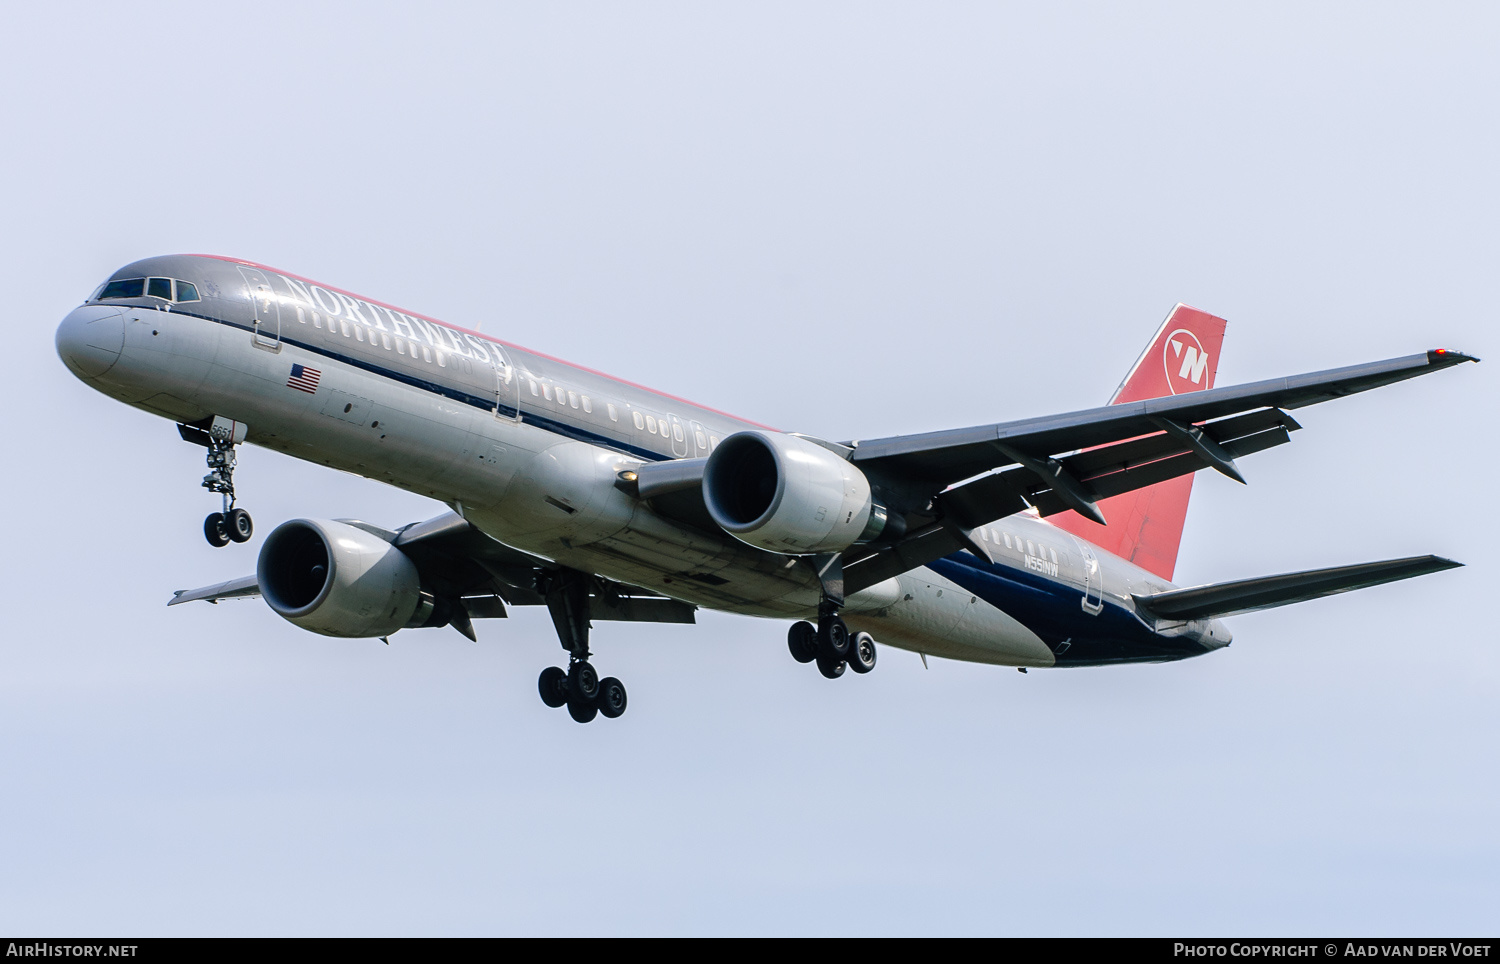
[436,352,446,367]
[174,281,199,302]
[382,333,392,349]
[1003,532,1012,549]
[98,278,144,299]
[709,436,719,449]
[147,278,172,299]
[673,423,683,441]
[633,411,644,430]
[569,391,579,409]
[530,379,539,397]
[1050,548,1058,564]
[422,346,432,362]
[695,431,707,448]
[607,403,618,421]
[1027,540,1035,556]
[542,384,552,400]
[342,321,353,337]
[980,528,990,542]
[646,416,657,434]
[582,397,592,413]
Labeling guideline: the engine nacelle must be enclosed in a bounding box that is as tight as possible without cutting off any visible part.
[257,519,423,638]
[702,431,885,554]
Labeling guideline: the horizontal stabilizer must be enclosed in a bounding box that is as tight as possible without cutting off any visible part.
[1132,555,1461,621]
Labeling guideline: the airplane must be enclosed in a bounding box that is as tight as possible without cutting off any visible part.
[55,254,1477,723]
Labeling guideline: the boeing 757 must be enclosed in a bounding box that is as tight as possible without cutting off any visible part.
[55,255,1477,722]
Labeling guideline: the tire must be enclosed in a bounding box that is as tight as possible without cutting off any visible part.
[567,696,599,723]
[538,666,568,708]
[787,621,817,663]
[847,632,877,674]
[227,507,253,543]
[817,616,850,660]
[568,661,600,702]
[203,512,230,548]
[815,651,846,679]
[597,677,628,719]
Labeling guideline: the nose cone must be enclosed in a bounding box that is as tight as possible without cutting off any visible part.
[56,305,126,379]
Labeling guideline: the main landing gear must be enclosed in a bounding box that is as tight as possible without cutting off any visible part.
[536,568,627,724]
[788,554,877,680]
[787,608,878,680]
[201,434,252,548]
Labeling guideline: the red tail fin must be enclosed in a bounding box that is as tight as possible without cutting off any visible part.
[1048,304,1228,580]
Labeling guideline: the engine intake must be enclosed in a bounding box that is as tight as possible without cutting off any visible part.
[703,431,885,554]
[257,519,424,638]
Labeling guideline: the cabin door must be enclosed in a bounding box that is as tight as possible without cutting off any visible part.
[492,344,521,421]
[238,266,280,350]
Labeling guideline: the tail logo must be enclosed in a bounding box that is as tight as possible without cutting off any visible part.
[1163,328,1210,394]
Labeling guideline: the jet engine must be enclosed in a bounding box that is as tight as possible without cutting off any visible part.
[702,431,887,554]
[257,519,426,638]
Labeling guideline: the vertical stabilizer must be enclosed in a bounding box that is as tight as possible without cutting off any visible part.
[1048,304,1228,580]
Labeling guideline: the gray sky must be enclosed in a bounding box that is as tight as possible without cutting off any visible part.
[2,2,1496,935]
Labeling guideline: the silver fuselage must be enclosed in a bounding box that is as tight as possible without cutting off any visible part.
[57,254,1230,667]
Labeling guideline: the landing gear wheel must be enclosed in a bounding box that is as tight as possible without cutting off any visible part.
[538,666,568,708]
[847,632,877,674]
[226,507,253,543]
[816,651,846,679]
[817,615,850,660]
[568,660,600,702]
[203,512,230,548]
[567,693,599,724]
[787,621,817,663]
[597,677,627,719]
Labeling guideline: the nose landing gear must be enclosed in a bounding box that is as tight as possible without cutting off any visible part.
[202,436,253,547]
[182,417,254,548]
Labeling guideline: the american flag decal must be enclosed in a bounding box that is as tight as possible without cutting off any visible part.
[286,364,322,394]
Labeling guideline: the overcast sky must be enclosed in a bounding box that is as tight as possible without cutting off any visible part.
[2,2,1496,936]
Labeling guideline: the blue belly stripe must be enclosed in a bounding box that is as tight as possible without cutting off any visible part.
[930,553,1212,665]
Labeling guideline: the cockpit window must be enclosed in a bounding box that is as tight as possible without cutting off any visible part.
[147,278,172,299]
[98,278,145,300]
[174,281,199,302]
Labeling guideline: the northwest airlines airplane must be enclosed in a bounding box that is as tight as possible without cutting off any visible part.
[56,255,1476,722]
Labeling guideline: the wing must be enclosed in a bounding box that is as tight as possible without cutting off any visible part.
[168,511,696,632]
[840,349,1477,594]
[168,574,262,606]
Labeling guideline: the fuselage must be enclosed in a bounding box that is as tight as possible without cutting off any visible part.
[56,254,1231,667]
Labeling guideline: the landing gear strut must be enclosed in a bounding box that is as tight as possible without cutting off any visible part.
[786,551,879,680]
[536,568,627,723]
[195,418,252,548]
